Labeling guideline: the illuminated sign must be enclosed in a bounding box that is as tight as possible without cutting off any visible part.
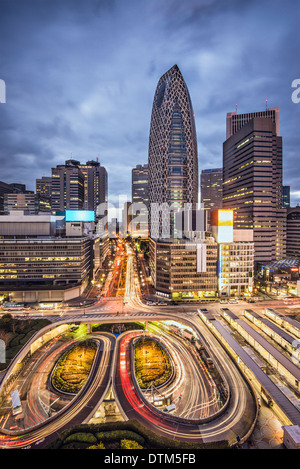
[65,210,95,222]
[217,210,233,243]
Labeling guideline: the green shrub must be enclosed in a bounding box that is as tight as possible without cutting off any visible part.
[9,333,25,347]
[121,439,143,449]
[19,330,36,345]
[6,345,23,359]
[88,442,106,449]
[64,432,97,445]
[95,430,144,445]
[46,419,230,450]
[135,338,172,389]
[52,340,96,394]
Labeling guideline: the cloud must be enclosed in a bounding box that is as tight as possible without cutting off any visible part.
[0,0,299,206]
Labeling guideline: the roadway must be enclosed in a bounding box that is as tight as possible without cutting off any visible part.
[0,333,115,448]
[1,242,297,448]
[114,328,256,445]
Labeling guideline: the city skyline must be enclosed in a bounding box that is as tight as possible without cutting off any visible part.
[1,0,300,452]
[0,0,300,206]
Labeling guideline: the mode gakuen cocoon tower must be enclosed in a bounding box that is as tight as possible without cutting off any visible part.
[148,64,198,239]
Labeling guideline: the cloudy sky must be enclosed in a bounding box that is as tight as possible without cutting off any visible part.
[0,0,300,206]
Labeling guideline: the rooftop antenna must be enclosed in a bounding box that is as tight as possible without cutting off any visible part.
[235,103,238,113]
[266,99,268,111]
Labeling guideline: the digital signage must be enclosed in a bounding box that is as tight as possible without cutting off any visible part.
[217,210,233,243]
[65,210,95,222]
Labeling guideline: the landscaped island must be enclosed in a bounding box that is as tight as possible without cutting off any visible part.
[52,340,97,394]
[134,337,172,389]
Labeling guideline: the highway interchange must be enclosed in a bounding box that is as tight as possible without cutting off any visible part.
[0,242,299,449]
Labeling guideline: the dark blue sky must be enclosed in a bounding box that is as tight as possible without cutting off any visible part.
[0,0,300,206]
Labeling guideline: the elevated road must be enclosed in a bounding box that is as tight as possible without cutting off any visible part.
[0,333,115,448]
[1,244,295,448]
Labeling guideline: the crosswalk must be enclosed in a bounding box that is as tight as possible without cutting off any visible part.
[14,312,167,322]
[13,310,199,323]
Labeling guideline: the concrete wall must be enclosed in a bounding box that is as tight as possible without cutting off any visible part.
[10,282,87,303]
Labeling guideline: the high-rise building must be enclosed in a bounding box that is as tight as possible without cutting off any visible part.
[286,207,300,258]
[200,168,223,227]
[78,160,108,213]
[131,164,149,237]
[149,236,218,301]
[36,176,52,210]
[0,181,27,214]
[226,107,280,140]
[122,201,132,236]
[0,211,94,302]
[148,64,198,238]
[282,185,291,208]
[4,192,51,214]
[222,107,286,263]
[210,209,254,297]
[51,160,85,211]
[36,176,52,199]
[51,159,108,230]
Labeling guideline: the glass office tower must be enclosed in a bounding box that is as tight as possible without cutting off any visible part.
[148,64,198,238]
[223,108,286,262]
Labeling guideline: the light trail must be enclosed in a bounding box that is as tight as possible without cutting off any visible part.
[0,334,114,448]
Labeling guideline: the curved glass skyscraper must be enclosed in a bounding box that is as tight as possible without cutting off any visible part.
[148,64,198,238]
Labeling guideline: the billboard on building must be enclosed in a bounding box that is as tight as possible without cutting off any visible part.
[217,210,233,243]
[65,210,95,222]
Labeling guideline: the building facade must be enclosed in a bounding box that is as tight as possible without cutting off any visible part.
[223,108,286,263]
[149,237,218,301]
[218,238,254,297]
[200,168,223,227]
[78,160,108,213]
[282,185,291,208]
[0,181,29,214]
[0,212,95,302]
[36,176,52,199]
[51,160,85,211]
[148,64,198,238]
[210,210,254,297]
[286,206,300,258]
[131,163,149,237]
[4,192,51,214]
[0,236,92,287]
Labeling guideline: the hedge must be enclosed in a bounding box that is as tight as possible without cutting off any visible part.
[88,442,106,449]
[95,430,145,445]
[46,419,229,450]
[121,439,143,449]
[64,432,98,445]
[0,317,51,370]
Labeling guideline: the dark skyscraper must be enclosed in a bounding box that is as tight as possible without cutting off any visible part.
[282,185,290,208]
[132,164,148,208]
[51,160,84,211]
[148,64,198,238]
[200,168,223,227]
[36,176,52,200]
[78,160,108,213]
[223,107,286,262]
[131,163,148,237]
[51,159,107,216]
